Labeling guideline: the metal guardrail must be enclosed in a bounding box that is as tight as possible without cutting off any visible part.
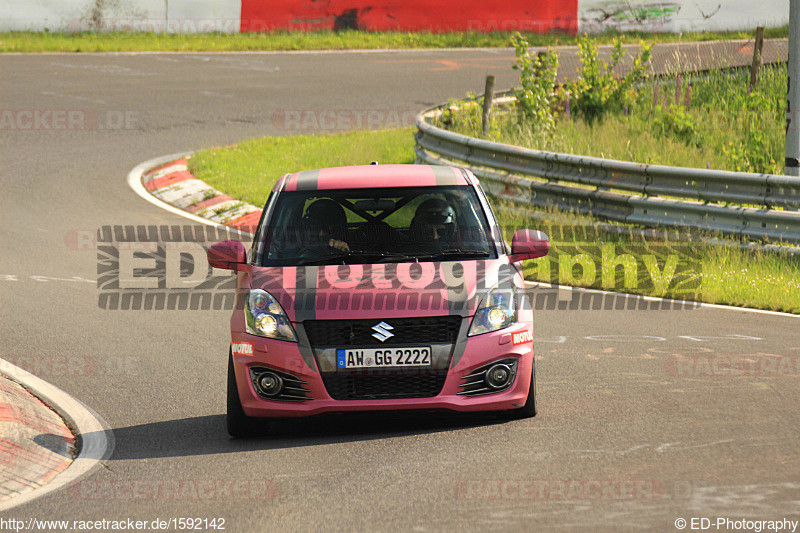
[414,92,800,244]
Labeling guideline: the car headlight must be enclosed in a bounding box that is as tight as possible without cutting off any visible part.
[245,289,298,342]
[468,286,518,336]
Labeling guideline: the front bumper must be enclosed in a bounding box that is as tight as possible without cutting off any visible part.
[231,324,534,418]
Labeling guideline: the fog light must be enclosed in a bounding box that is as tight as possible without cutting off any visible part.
[485,364,512,389]
[257,372,283,396]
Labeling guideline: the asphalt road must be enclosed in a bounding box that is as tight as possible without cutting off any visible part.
[1,46,798,531]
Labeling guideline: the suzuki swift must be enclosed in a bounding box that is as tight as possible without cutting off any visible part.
[207,164,550,437]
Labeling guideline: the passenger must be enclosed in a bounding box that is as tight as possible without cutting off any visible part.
[410,198,457,247]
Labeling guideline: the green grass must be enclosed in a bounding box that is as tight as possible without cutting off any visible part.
[445,63,788,175]
[188,128,415,206]
[700,245,800,312]
[188,128,800,314]
[1,26,788,53]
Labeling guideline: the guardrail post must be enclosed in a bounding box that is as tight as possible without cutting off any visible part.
[787,0,800,177]
[481,75,496,137]
[749,26,764,90]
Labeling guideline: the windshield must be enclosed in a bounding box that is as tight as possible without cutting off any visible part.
[257,186,498,266]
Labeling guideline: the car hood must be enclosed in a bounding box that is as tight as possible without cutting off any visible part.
[248,258,524,321]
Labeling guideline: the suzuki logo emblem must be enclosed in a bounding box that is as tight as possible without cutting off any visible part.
[371,321,395,342]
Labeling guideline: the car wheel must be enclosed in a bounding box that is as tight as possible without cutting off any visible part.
[500,359,537,419]
[227,351,261,438]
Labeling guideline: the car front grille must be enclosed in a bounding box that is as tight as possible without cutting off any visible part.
[320,370,448,400]
[303,316,462,346]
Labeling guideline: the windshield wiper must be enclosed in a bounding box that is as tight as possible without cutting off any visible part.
[294,249,491,266]
[409,249,492,261]
[294,253,351,266]
[294,251,397,266]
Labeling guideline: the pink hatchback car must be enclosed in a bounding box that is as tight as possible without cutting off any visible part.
[207,164,550,437]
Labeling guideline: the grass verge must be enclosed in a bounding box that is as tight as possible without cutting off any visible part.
[189,128,415,205]
[188,128,800,314]
[1,27,788,53]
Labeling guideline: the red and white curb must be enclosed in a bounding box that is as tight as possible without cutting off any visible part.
[0,361,113,512]
[0,378,74,503]
[139,156,262,234]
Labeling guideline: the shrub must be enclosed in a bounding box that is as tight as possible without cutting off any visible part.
[510,33,560,142]
[652,104,701,147]
[565,37,652,125]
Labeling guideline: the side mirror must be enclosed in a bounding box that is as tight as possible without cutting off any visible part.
[509,230,550,263]
[207,240,248,271]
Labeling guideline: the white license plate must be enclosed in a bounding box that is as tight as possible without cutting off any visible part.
[336,347,432,369]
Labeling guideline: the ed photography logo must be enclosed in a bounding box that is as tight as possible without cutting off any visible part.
[674,518,799,531]
[93,225,701,311]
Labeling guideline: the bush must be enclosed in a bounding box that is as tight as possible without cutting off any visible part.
[510,33,560,141]
[652,104,701,147]
[565,37,652,125]
[437,94,483,133]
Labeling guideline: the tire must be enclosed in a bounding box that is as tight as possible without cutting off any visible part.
[500,359,537,419]
[227,351,261,438]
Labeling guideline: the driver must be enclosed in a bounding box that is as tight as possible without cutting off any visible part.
[300,199,350,255]
[410,198,457,246]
